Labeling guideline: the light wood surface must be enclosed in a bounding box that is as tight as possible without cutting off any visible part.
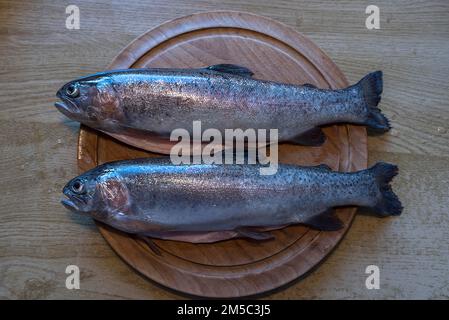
[0,0,448,299]
[77,11,366,298]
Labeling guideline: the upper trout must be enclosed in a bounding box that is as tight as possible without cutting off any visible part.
[61,159,402,243]
[55,65,389,150]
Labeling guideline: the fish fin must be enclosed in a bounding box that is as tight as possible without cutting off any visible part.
[302,83,317,88]
[98,179,131,212]
[289,127,326,146]
[151,230,239,243]
[137,236,162,256]
[367,162,403,216]
[236,227,274,241]
[312,164,332,171]
[205,64,254,77]
[357,71,390,134]
[304,208,344,231]
[105,128,172,153]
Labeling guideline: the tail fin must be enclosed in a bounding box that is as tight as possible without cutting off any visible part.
[357,71,391,134]
[369,162,403,216]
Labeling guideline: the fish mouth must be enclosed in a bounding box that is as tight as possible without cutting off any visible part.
[54,101,79,117]
[61,189,88,214]
[54,95,80,117]
[61,195,80,212]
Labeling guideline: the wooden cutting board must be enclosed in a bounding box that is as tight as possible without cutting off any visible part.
[77,11,367,298]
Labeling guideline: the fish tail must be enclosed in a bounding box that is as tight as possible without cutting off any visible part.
[357,71,391,134]
[368,162,403,216]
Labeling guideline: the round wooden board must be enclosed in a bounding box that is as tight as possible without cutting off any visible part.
[77,11,367,298]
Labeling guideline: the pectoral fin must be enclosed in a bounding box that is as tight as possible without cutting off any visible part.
[304,209,344,231]
[205,64,254,77]
[289,127,326,146]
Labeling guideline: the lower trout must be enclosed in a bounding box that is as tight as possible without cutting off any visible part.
[61,159,402,243]
[55,65,389,151]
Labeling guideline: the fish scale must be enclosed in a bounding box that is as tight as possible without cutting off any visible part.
[61,158,402,243]
[55,65,390,150]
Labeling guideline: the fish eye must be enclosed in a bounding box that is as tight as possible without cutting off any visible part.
[71,179,85,194]
[66,84,79,98]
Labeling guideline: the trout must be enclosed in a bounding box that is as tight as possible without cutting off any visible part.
[55,65,389,150]
[61,159,402,243]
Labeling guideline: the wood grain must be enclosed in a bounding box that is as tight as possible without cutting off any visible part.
[0,0,448,299]
[76,11,365,297]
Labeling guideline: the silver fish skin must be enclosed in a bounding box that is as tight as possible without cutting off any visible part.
[55,65,389,150]
[61,159,402,243]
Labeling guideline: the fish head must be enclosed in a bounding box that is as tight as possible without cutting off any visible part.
[61,167,137,229]
[55,74,124,129]
[62,165,162,234]
[61,170,102,215]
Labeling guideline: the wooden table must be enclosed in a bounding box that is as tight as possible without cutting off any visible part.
[0,0,448,299]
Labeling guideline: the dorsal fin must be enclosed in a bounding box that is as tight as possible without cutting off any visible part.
[313,164,332,171]
[205,64,254,77]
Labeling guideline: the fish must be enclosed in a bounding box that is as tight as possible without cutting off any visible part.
[61,158,402,243]
[55,65,389,151]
